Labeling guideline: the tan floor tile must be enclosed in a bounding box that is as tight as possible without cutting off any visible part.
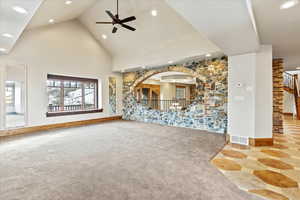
[258,158,294,170]
[280,188,300,200]
[236,158,267,170]
[224,171,266,190]
[211,158,242,171]
[272,144,289,149]
[212,117,300,200]
[261,149,290,158]
[249,189,289,200]
[281,158,300,168]
[221,149,247,159]
[253,170,298,188]
[229,143,250,150]
[281,170,300,183]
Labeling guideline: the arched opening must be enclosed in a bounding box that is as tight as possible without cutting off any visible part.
[133,71,198,112]
[123,60,228,133]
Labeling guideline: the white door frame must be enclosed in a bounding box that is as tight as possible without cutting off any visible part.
[1,63,28,130]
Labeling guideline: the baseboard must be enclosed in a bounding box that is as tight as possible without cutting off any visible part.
[227,134,274,147]
[0,115,122,138]
[249,138,274,147]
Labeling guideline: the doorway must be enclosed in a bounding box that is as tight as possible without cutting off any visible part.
[0,64,27,129]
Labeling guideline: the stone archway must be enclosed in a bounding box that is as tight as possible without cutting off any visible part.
[129,65,205,93]
[122,58,228,134]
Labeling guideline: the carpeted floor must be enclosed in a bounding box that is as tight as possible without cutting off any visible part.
[0,121,263,200]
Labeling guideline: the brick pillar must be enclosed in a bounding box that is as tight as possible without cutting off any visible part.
[273,58,284,134]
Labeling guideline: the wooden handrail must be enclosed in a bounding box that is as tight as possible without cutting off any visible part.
[293,74,300,119]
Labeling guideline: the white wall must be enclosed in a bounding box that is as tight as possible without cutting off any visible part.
[228,53,256,138]
[0,20,122,129]
[228,45,273,139]
[160,83,175,100]
[283,91,296,114]
[254,45,273,139]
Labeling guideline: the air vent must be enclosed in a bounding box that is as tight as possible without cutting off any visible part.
[230,135,249,145]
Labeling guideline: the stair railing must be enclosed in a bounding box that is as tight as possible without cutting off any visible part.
[284,72,294,90]
[293,74,300,119]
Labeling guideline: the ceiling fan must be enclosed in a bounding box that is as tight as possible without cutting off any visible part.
[96,0,136,33]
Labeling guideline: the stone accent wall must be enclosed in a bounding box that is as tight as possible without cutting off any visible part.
[109,77,117,114]
[273,58,284,134]
[122,57,228,133]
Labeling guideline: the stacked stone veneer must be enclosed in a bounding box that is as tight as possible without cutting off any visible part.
[122,57,228,133]
[273,59,284,134]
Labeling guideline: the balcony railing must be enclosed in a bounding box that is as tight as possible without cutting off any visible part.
[48,104,96,112]
[138,99,194,112]
[284,72,295,90]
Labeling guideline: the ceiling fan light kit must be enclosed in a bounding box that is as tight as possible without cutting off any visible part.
[96,0,137,34]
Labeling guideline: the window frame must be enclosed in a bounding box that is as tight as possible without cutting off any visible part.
[175,86,186,100]
[46,74,102,117]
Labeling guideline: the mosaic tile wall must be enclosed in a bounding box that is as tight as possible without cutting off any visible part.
[109,77,117,115]
[122,57,228,133]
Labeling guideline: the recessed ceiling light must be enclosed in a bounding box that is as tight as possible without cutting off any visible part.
[168,61,173,64]
[102,34,107,39]
[65,0,73,5]
[206,53,212,57]
[0,48,7,52]
[151,10,158,16]
[49,19,55,23]
[2,33,13,38]
[280,0,299,9]
[12,6,28,14]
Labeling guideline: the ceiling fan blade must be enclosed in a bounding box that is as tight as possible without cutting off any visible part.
[121,24,136,31]
[120,16,136,24]
[106,10,116,21]
[96,22,112,24]
[112,27,118,33]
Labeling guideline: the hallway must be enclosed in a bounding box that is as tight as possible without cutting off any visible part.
[212,115,300,200]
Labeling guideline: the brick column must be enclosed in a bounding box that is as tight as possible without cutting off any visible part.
[273,58,284,134]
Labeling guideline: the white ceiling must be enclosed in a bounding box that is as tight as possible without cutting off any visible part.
[27,0,97,29]
[0,0,43,54]
[251,0,300,69]
[79,0,220,71]
[165,0,260,56]
[145,71,196,84]
[3,0,300,70]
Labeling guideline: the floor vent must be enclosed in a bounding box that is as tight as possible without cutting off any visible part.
[230,135,249,145]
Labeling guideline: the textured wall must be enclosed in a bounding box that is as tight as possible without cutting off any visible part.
[109,77,117,114]
[273,59,284,134]
[122,57,228,133]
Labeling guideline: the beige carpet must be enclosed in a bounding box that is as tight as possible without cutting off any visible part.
[0,121,263,200]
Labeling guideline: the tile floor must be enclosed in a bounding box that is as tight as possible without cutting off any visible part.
[211,116,300,200]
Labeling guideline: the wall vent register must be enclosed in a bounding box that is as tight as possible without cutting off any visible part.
[230,135,249,146]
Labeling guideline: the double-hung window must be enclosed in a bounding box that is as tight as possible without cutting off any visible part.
[175,86,186,99]
[46,74,102,117]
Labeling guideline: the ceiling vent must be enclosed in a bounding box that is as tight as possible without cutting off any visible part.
[230,135,249,146]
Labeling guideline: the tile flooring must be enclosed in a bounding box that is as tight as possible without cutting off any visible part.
[211,116,300,200]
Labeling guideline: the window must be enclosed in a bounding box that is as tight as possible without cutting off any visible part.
[47,74,102,117]
[176,86,186,99]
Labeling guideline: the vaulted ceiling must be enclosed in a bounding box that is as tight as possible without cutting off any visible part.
[251,0,300,70]
[79,0,220,71]
[1,0,300,70]
[0,0,43,54]
[27,0,97,29]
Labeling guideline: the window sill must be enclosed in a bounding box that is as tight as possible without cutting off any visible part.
[46,109,103,117]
